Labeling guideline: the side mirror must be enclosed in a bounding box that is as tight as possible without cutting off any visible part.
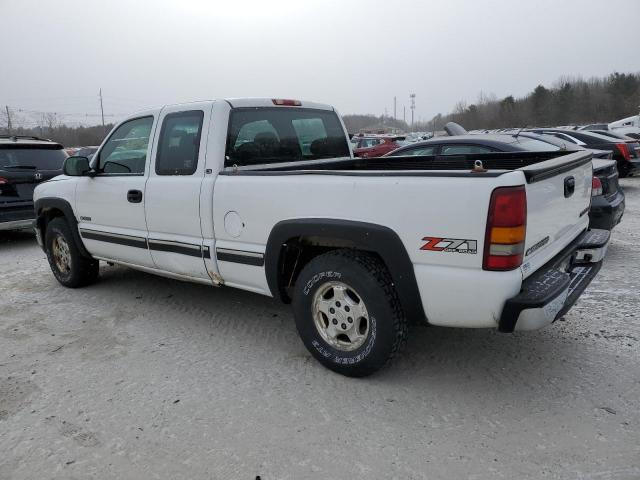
[63,156,91,176]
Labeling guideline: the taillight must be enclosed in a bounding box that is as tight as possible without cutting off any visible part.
[591,177,603,197]
[616,143,631,161]
[0,177,8,184]
[272,99,302,106]
[483,186,527,271]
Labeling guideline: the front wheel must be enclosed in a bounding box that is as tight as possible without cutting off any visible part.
[292,250,408,377]
[45,217,99,288]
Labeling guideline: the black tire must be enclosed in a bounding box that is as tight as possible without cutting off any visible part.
[292,249,408,377]
[45,217,99,288]
[618,162,630,178]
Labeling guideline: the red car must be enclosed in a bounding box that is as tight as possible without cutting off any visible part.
[353,136,404,158]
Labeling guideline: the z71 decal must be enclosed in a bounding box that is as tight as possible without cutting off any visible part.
[420,237,477,254]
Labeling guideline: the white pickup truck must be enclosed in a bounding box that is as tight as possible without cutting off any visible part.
[33,98,609,376]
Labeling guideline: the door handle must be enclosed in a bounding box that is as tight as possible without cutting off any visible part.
[127,189,143,203]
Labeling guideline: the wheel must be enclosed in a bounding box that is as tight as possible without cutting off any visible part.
[45,217,99,288]
[292,249,408,377]
[618,163,629,178]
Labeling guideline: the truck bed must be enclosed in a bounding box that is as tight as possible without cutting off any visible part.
[222,150,592,183]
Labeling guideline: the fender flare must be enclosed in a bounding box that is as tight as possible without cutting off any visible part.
[265,218,426,323]
[34,197,91,258]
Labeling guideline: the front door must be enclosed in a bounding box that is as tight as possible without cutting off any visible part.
[143,104,211,280]
[75,115,157,267]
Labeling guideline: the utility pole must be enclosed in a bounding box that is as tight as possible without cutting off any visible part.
[393,96,397,120]
[403,106,406,123]
[5,106,12,134]
[410,93,416,131]
[99,88,105,127]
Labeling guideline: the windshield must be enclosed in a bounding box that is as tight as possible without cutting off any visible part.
[0,147,67,170]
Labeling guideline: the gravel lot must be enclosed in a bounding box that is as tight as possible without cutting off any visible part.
[1,179,639,480]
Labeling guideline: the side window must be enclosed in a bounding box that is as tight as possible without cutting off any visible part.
[156,110,204,175]
[98,116,153,174]
[397,146,435,156]
[441,145,494,155]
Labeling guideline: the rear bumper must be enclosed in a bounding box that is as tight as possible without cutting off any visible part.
[0,202,35,231]
[499,229,610,332]
[0,219,34,231]
[589,190,625,230]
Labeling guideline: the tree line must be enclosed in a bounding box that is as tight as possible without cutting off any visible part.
[0,122,114,147]
[425,72,640,131]
[343,71,640,134]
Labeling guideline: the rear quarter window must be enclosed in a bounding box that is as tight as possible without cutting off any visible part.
[225,108,350,166]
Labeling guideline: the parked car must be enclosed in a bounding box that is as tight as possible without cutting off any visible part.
[74,146,99,159]
[610,127,640,140]
[528,128,640,177]
[353,135,405,157]
[385,132,622,230]
[580,123,609,131]
[1,135,67,231]
[34,97,609,377]
[609,114,640,129]
[384,132,584,156]
[64,146,81,156]
[590,159,625,230]
[589,129,639,142]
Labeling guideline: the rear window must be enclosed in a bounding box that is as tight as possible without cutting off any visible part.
[0,147,67,170]
[226,108,350,166]
[512,138,560,152]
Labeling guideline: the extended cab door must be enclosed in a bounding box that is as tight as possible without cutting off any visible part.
[75,115,156,267]
[144,104,212,280]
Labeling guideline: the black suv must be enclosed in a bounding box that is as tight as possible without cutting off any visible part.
[0,135,67,231]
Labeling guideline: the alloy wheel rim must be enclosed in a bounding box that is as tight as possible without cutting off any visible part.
[52,235,71,273]
[312,281,370,352]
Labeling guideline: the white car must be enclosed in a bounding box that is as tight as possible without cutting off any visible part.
[33,98,609,376]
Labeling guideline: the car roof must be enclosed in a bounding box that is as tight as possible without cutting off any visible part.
[389,133,574,153]
[591,130,635,141]
[529,128,617,143]
[0,135,62,147]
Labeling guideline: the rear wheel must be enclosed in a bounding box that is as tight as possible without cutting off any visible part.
[292,249,408,377]
[45,217,99,288]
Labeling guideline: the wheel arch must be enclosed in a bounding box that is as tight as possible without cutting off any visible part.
[34,197,91,258]
[265,218,426,323]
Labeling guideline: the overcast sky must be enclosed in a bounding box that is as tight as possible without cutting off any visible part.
[1,0,638,126]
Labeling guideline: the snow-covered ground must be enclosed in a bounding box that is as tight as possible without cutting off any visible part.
[1,179,638,479]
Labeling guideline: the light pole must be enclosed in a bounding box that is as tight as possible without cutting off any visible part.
[410,93,416,131]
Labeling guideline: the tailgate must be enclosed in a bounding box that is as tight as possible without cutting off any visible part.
[518,151,592,278]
